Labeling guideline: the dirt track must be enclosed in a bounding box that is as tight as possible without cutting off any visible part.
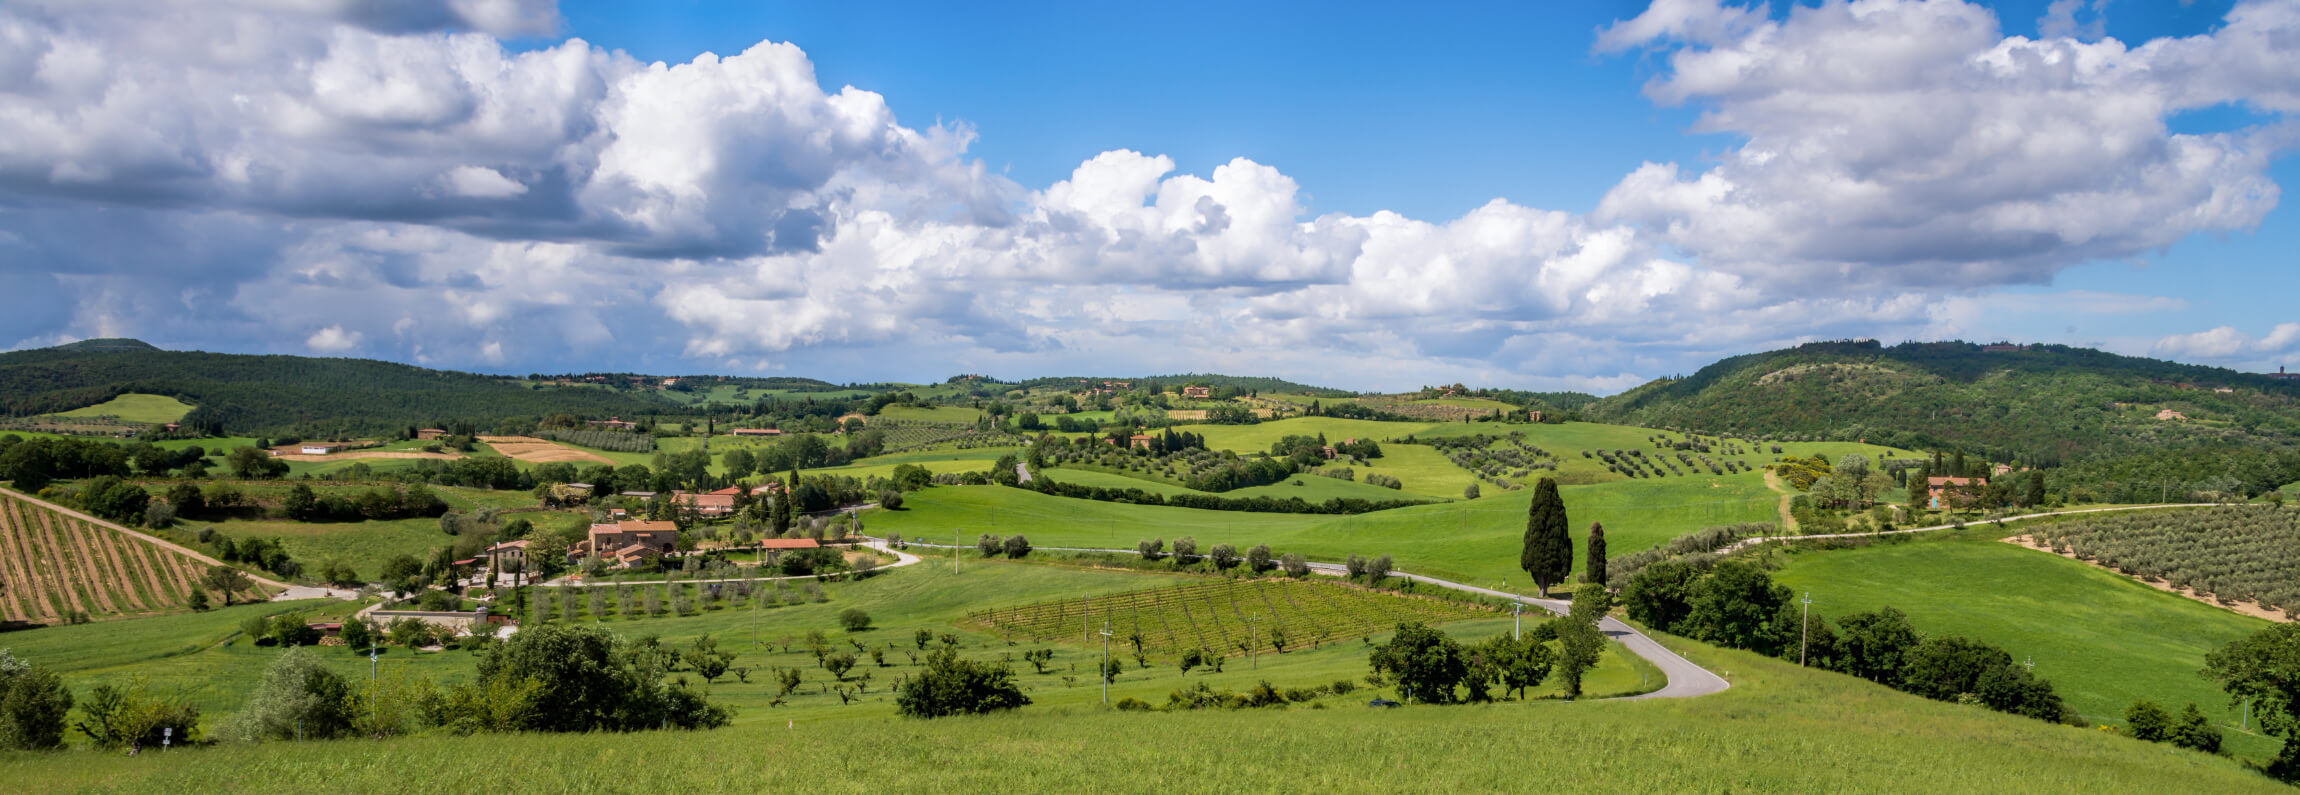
[478,435,615,464]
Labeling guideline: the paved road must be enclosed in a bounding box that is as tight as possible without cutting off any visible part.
[1016,463,1033,484]
[1717,503,2223,554]
[895,538,1730,700]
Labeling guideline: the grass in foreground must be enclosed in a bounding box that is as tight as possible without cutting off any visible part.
[1,636,2281,793]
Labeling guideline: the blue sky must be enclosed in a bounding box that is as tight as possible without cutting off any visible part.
[0,0,2294,391]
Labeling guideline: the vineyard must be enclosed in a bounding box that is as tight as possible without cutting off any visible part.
[965,578,1493,659]
[0,492,256,625]
[875,421,1024,453]
[2030,505,2300,617]
[534,428,656,453]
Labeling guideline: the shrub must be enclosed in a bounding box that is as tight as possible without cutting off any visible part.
[838,608,872,632]
[894,647,1030,718]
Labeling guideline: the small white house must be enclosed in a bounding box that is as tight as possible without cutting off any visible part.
[300,443,341,455]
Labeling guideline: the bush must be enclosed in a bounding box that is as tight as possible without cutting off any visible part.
[0,651,73,750]
[838,608,872,632]
[894,647,1030,718]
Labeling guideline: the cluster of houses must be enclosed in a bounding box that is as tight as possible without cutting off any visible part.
[480,513,821,574]
[1181,386,1212,399]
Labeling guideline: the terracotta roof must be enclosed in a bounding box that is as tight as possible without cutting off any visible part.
[1926,477,1979,487]
[757,538,821,549]
[707,486,744,496]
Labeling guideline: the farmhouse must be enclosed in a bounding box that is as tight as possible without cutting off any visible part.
[620,490,657,499]
[671,490,736,517]
[579,520,680,563]
[299,443,342,455]
[587,416,639,430]
[2156,409,2188,421]
[756,537,821,563]
[729,427,782,437]
[1128,434,1153,449]
[1182,386,1211,398]
[483,539,532,569]
[1926,477,1980,510]
[2271,366,2300,381]
[416,428,448,440]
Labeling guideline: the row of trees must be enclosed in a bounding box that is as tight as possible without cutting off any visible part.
[1520,478,1605,596]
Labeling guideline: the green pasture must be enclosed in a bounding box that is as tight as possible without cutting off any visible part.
[874,475,1781,590]
[1768,529,2282,761]
[1041,465,1432,504]
[4,627,2280,793]
[48,393,196,425]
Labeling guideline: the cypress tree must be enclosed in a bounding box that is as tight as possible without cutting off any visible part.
[1521,478,1571,597]
[1585,522,1608,587]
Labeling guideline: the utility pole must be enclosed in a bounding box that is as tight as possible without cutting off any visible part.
[368,641,380,727]
[1098,621,1114,704]
[1248,615,1261,669]
[1511,601,1524,641]
[1800,592,1813,667]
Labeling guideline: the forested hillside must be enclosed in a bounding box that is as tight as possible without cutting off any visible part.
[0,342,673,435]
[1588,340,2300,466]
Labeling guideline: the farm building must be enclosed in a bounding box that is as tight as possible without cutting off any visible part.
[1182,386,1211,398]
[750,482,784,497]
[1128,434,1153,449]
[484,539,532,569]
[673,491,735,516]
[620,490,657,499]
[756,537,820,563]
[1926,477,1980,510]
[580,520,680,564]
[729,428,782,437]
[2156,409,2188,421]
[2271,366,2299,381]
[416,428,448,440]
[299,443,342,455]
[587,416,638,430]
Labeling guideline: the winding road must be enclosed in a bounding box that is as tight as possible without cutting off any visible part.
[893,538,1730,700]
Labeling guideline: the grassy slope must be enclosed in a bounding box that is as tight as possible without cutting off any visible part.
[1768,530,2282,760]
[1043,466,1433,504]
[50,393,196,424]
[874,478,1779,591]
[4,634,2280,793]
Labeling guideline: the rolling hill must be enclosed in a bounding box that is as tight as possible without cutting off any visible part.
[1588,340,2300,469]
[0,340,675,435]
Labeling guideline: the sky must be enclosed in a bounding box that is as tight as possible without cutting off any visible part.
[0,0,2295,393]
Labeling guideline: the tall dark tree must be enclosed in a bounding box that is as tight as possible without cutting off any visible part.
[1584,522,1608,588]
[1520,478,1571,597]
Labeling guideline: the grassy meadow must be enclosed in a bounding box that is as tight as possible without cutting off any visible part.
[1766,528,2283,761]
[2,631,2281,793]
[48,393,196,425]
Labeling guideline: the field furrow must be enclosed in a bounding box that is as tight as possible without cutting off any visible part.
[37,509,117,615]
[0,501,51,622]
[79,521,149,611]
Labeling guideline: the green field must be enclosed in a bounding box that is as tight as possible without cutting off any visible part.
[1043,465,1429,504]
[48,393,196,424]
[1768,529,2283,761]
[971,578,1494,658]
[875,477,1779,591]
[2,631,2278,793]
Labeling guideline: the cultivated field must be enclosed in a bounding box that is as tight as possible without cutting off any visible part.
[968,578,1492,658]
[0,492,264,624]
[477,435,615,464]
